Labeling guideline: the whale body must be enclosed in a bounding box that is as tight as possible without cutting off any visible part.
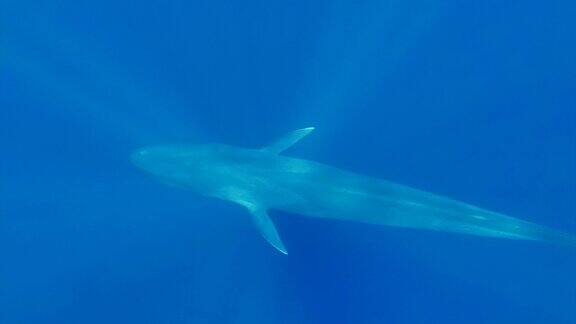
[132,127,575,254]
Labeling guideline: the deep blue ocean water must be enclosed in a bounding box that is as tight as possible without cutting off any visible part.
[2,0,575,323]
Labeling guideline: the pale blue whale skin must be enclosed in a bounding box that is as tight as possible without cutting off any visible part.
[131,128,576,254]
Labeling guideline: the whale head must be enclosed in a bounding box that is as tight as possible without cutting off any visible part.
[131,145,218,188]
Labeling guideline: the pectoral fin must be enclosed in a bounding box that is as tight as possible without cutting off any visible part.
[249,208,288,255]
[262,127,315,154]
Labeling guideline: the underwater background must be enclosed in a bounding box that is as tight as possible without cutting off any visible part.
[1,0,575,323]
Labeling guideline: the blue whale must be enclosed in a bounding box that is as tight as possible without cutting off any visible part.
[132,127,575,254]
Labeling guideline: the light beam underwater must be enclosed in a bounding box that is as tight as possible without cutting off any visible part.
[2,14,210,147]
[289,0,440,132]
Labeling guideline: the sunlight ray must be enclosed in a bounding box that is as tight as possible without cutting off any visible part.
[290,0,440,134]
[2,14,211,147]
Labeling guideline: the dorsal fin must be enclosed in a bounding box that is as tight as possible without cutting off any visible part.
[262,127,315,154]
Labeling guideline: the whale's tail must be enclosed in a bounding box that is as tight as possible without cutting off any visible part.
[515,220,576,247]
[376,182,576,248]
[422,208,576,247]
[460,211,576,247]
[345,185,576,248]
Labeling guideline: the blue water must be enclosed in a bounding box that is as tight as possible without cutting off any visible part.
[2,0,575,323]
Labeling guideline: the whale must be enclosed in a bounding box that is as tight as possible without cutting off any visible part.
[131,127,575,254]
